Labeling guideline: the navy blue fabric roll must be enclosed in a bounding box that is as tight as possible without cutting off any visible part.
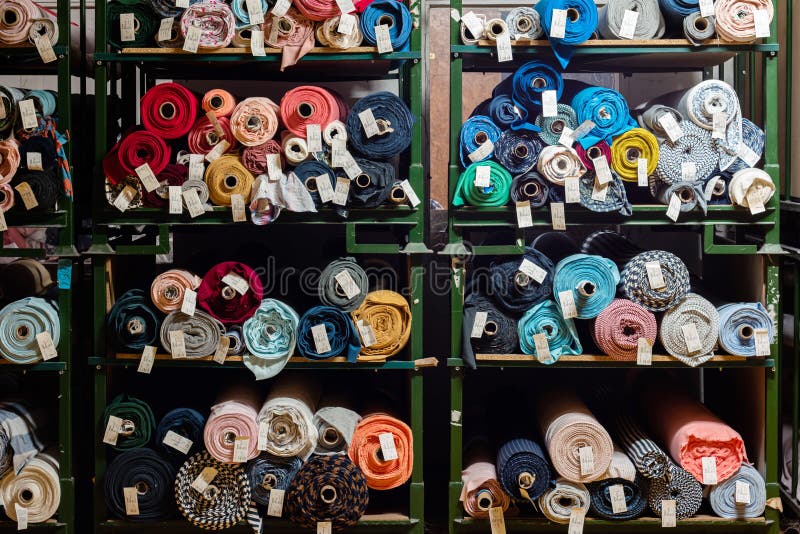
[459,115,503,167]
[587,477,647,520]
[461,289,519,369]
[246,454,303,506]
[506,61,564,132]
[19,136,57,172]
[226,325,246,356]
[294,160,337,208]
[104,448,177,522]
[346,92,414,160]
[107,289,161,352]
[296,305,361,362]
[510,171,550,207]
[360,0,412,51]
[496,438,552,501]
[726,118,764,173]
[531,232,580,265]
[494,130,542,175]
[350,158,394,208]
[705,174,732,205]
[154,408,205,464]
[658,0,699,22]
[487,95,521,129]
[489,247,555,315]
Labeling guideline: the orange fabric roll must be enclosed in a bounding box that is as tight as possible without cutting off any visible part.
[202,89,237,118]
[348,413,413,490]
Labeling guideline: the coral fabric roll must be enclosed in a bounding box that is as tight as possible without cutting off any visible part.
[197,261,264,325]
[140,82,198,140]
[592,299,657,361]
[187,115,235,155]
[203,385,261,463]
[460,462,511,518]
[202,89,237,118]
[279,86,341,137]
[229,97,281,147]
[349,413,413,490]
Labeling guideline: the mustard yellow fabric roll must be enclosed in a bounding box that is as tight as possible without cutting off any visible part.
[204,155,254,206]
[611,128,659,182]
[350,290,411,361]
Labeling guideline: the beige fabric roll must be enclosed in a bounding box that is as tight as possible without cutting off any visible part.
[600,445,637,482]
[537,477,589,524]
[0,454,60,524]
[728,168,776,209]
[257,376,319,459]
[536,145,586,186]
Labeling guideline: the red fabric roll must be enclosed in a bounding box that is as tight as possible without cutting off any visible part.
[293,0,340,21]
[117,130,172,177]
[140,82,199,140]
[102,141,129,186]
[279,86,342,137]
[241,141,282,175]
[187,115,236,155]
[142,164,188,208]
[197,261,264,325]
[575,141,612,171]
[591,299,657,361]
[354,0,377,12]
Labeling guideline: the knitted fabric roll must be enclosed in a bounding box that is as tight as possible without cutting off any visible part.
[247,454,303,505]
[242,298,299,381]
[154,408,206,462]
[107,1,158,48]
[197,261,264,326]
[518,300,582,363]
[117,130,172,178]
[0,454,59,524]
[507,61,564,130]
[0,297,59,364]
[0,139,20,184]
[318,258,368,311]
[461,462,512,518]
[727,118,765,173]
[571,86,637,148]
[313,404,361,455]
[597,0,665,39]
[587,477,647,520]
[347,92,414,160]
[496,438,552,501]
[592,299,657,361]
[610,128,659,182]
[103,395,156,451]
[648,463,704,518]
[728,168,775,210]
[205,155,254,206]
[263,8,316,70]
[204,388,261,463]
[537,478,590,523]
[107,289,161,352]
[104,448,176,521]
[150,269,202,314]
[19,136,56,172]
[536,145,586,186]
[293,0,338,21]
[349,413,413,490]
[714,0,773,43]
[489,247,555,315]
[0,0,40,45]
[350,158,394,207]
[652,180,708,214]
[494,130,543,175]
[510,171,550,207]
[659,293,719,366]
[350,290,411,360]
[505,7,543,39]
[717,302,774,356]
[180,2,236,49]
[578,172,633,216]
[553,254,620,319]
[452,161,512,207]
[140,83,198,140]
[202,89,237,118]
[11,169,59,212]
[241,141,282,176]
[296,305,361,361]
[175,452,250,529]
[535,104,579,146]
[279,87,340,138]
[230,97,280,147]
[709,464,766,518]
[575,141,611,172]
[462,290,519,368]
[187,115,235,155]
[258,378,318,459]
[621,250,691,312]
[360,0,412,50]
[159,310,224,358]
[534,0,598,68]
[285,455,369,530]
[683,11,716,44]
[461,115,502,166]
[654,122,717,184]
[316,15,364,48]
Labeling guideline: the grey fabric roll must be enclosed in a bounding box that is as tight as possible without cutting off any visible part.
[505,7,543,39]
[651,179,709,215]
[536,104,579,146]
[709,464,766,519]
[659,293,720,366]
[597,0,665,39]
[313,405,362,455]
[634,103,684,141]
[159,310,225,359]
[683,12,715,45]
[318,258,368,312]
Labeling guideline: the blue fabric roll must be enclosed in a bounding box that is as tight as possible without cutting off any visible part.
[496,438,552,501]
[658,0,699,21]
[230,0,269,26]
[553,254,620,319]
[106,289,161,353]
[360,0,412,51]
[247,454,303,506]
[154,408,206,464]
[717,302,774,357]
[294,160,337,209]
[587,477,647,520]
[242,298,299,380]
[705,174,732,205]
[507,61,564,132]
[487,95,521,129]
[0,297,60,364]
[578,172,633,216]
[490,247,555,315]
[571,86,637,148]
[459,115,503,167]
[517,300,582,363]
[462,289,519,369]
[296,305,361,362]
[510,171,550,207]
[346,92,414,160]
[104,448,177,522]
[24,90,57,117]
[494,130,543,175]
[534,0,598,68]
[709,464,766,519]
[727,118,765,173]
[350,158,395,208]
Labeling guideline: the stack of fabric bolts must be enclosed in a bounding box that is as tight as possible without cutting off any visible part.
[103,83,416,222]
[453,61,774,219]
[462,230,774,368]
[106,258,412,378]
[0,0,59,46]
[101,378,413,530]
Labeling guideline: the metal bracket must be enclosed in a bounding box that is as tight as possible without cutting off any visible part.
[703,225,757,254]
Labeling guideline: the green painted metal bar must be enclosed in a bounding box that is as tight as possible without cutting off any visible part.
[445,357,776,369]
[94,51,421,63]
[785,0,793,200]
[449,366,464,534]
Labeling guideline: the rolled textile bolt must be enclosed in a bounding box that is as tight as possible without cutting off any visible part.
[355,174,372,189]
[390,184,407,204]
[483,321,499,337]
[476,489,494,510]
[320,484,337,504]
[519,471,535,489]
[523,181,541,198]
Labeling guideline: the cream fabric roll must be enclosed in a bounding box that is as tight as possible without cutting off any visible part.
[0,453,60,523]
[258,376,319,459]
[538,477,590,524]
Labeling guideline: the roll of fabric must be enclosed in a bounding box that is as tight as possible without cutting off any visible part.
[142,164,188,208]
[318,258,368,312]
[459,115,503,167]
[659,293,719,366]
[534,0,598,68]
[282,136,310,164]
[635,103,683,141]
[349,413,413,490]
[226,325,245,356]
[705,174,732,205]
[518,300,582,363]
[0,454,59,524]
[536,145,586,186]
[0,139,20,184]
[360,0,412,51]
[154,408,205,462]
[205,155,254,206]
[460,14,486,44]
[350,290,411,360]
[717,302,773,356]
[103,395,156,451]
[494,130,542,174]
[709,464,766,518]
[452,161,512,207]
[489,247,555,315]
[538,478,590,523]
[610,128,659,182]
[607,411,671,479]
[505,7,543,39]
[0,87,24,137]
[658,0,699,20]
[108,1,158,48]
[187,115,235,155]
[247,454,303,505]
[0,0,41,45]
[279,86,340,138]
[313,402,361,455]
[285,455,369,530]
[553,254,620,319]
[578,172,633,216]
[202,89,237,118]
[197,262,264,326]
[24,91,56,118]
[592,299,657,361]
[653,179,708,214]
[258,378,318,459]
[147,0,199,18]
[496,438,552,501]
[159,310,224,359]
[231,0,268,25]
[263,8,316,70]
[535,104,579,146]
[324,120,348,146]
[241,141,282,176]
[620,250,691,312]
[571,86,636,148]
[204,387,261,463]
[181,179,210,206]
[461,462,512,518]
[484,95,520,129]
[155,17,184,47]
[648,463,704,518]
[150,269,202,314]
[507,61,564,130]
[104,448,176,521]
[180,2,236,49]
[347,92,413,160]
[683,11,716,44]
[296,305,361,361]
[0,297,59,364]
[11,170,59,212]
[597,0,665,39]
[0,403,42,477]
[175,451,250,530]
[461,290,519,368]
[242,298,299,381]
[728,168,775,210]
[728,118,765,173]
[602,446,637,481]
[316,15,364,48]
[19,136,56,172]
[230,97,280,147]
[654,122,717,184]
[295,160,337,207]
[587,477,646,520]
[349,158,394,207]
[117,130,171,179]
[0,183,14,211]
[140,83,198,141]
[510,171,550,207]
[714,0,774,43]
[107,289,160,352]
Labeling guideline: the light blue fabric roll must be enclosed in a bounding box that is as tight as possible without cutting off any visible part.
[24,90,57,117]
[230,0,269,27]
[552,254,620,319]
[571,86,637,148]
[717,302,774,357]
[517,300,582,363]
[534,0,598,68]
[0,297,59,364]
[709,464,766,518]
[242,299,299,380]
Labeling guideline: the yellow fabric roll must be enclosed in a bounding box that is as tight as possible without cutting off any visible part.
[611,128,659,182]
[350,290,411,361]
[204,155,255,206]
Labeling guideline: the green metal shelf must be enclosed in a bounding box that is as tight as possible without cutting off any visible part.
[445,356,776,369]
[4,210,69,228]
[87,355,427,370]
[0,361,68,372]
[452,516,771,532]
[98,514,419,532]
[96,48,420,62]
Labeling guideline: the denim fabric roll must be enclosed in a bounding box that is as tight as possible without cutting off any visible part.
[107,289,161,352]
[510,171,550,207]
[709,464,766,518]
[494,130,542,174]
[350,158,394,208]
[490,247,555,315]
[154,408,205,463]
[459,115,503,167]
[652,179,708,214]
[346,92,413,159]
[0,297,59,364]
[242,299,298,380]
[225,325,245,356]
[104,448,177,521]
[518,300,582,363]
[318,258,368,311]
[507,61,564,130]
[538,478,590,523]
[159,310,225,359]
[648,464,703,518]
[360,0,412,51]
[103,394,157,451]
[553,254,620,319]
[247,454,303,506]
[107,1,158,48]
[505,6,543,39]
[705,174,732,204]
[296,306,361,361]
[461,291,519,369]
[727,118,764,173]
[535,103,579,146]
[295,160,337,208]
[597,0,665,39]
[486,94,521,129]
[19,137,56,172]
[658,0,699,21]
[534,0,598,68]
[578,172,633,216]
[587,477,647,520]
[496,438,552,501]
[452,161,512,207]
[533,232,581,266]
[571,87,636,148]
[717,302,774,356]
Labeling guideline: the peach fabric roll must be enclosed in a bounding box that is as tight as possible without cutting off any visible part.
[202,89,237,118]
[150,269,202,314]
[348,413,413,490]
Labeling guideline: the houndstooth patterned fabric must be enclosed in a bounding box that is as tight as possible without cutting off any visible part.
[621,250,691,312]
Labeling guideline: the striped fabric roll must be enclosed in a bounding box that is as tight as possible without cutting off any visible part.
[495,438,552,502]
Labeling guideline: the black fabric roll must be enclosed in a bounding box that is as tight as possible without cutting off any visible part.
[462,289,519,369]
[154,408,205,464]
[496,438,552,502]
[350,158,394,208]
[489,247,555,315]
[107,289,161,352]
[246,454,303,506]
[104,448,177,522]
[510,171,550,207]
[580,230,643,270]
[494,130,542,175]
[531,232,580,265]
[648,464,703,519]
[19,137,57,172]
[587,477,647,520]
[107,1,158,48]
[11,170,59,212]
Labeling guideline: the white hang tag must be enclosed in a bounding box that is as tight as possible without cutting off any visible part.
[474,165,491,187]
[138,346,156,374]
[317,522,333,534]
[183,25,202,53]
[267,488,285,517]
[231,194,247,222]
[737,143,760,167]
[468,140,494,162]
[470,311,489,338]
[375,24,393,54]
[168,186,183,214]
[461,11,484,39]
[15,503,28,530]
[637,338,652,366]
[746,188,766,214]
[358,109,380,138]
[542,90,558,118]
[754,9,770,38]
[681,161,697,181]
[311,324,332,354]
[123,487,139,515]
[169,330,187,358]
[645,261,666,290]
[488,506,506,534]
[163,430,193,454]
[0,210,7,232]
[188,154,204,181]
[551,202,566,230]
[699,0,714,18]
[316,175,335,203]
[182,188,205,218]
[333,177,350,206]
[34,36,57,63]
[112,185,135,213]
[233,436,250,463]
[335,0,356,14]
[533,333,552,363]
[158,17,174,41]
[379,433,399,460]
[135,163,160,193]
[666,193,681,222]
[593,157,612,185]
[36,331,58,360]
[579,446,594,475]
[250,29,266,56]
[19,100,38,130]
[400,179,421,207]
[661,499,677,527]
[659,114,684,143]
[213,336,230,364]
[702,456,718,484]
[222,273,249,295]
[619,9,639,39]
[496,32,512,63]
[712,111,727,139]
[338,12,356,35]
[591,178,609,202]
[550,9,568,39]
[610,484,628,514]
[334,270,361,299]
[558,126,575,148]
[246,0,265,25]
[519,259,548,284]
[205,140,230,162]
[682,323,703,354]
[191,467,218,493]
[754,328,771,356]
[357,320,377,347]
[180,288,197,316]
[271,0,291,17]
[120,13,136,42]
[565,176,580,203]
[637,158,648,186]
[306,124,323,152]
[176,0,189,7]
[572,120,596,140]
[515,200,533,228]
[266,153,283,181]
[558,289,578,319]
[703,177,721,200]
[568,508,585,534]
[342,152,363,180]
[735,481,751,504]
[103,415,124,446]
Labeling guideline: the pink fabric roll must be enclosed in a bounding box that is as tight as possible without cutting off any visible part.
[0,183,14,212]
[262,8,315,71]
[0,139,20,185]
[575,141,612,171]
[204,386,262,463]
[592,299,657,361]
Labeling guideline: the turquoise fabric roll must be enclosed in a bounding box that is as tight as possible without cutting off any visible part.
[242,299,299,380]
[518,300,582,363]
[571,86,637,148]
[552,254,620,319]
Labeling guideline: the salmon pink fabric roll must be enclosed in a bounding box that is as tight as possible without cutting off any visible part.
[263,8,315,71]
[230,97,280,147]
[293,0,340,21]
[150,269,202,314]
[279,86,342,137]
[592,299,657,361]
[348,413,413,490]
[202,89,237,118]
[117,130,172,177]
[140,82,199,140]
[204,385,261,463]
[197,261,264,325]
[0,139,20,185]
[187,115,236,155]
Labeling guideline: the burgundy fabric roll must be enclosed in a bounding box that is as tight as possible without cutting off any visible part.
[241,141,282,175]
[187,115,236,155]
[591,299,657,361]
[140,82,199,140]
[117,130,172,177]
[575,141,612,171]
[197,261,265,325]
[142,164,188,208]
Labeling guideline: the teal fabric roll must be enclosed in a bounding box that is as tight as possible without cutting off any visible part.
[553,254,620,319]
[518,300,582,363]
[452,161,513,207]
[0,297,59,364]
[242,299,299,380]
[571,86,637,148]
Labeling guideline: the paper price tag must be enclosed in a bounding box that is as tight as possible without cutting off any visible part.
[681,161,697,181]
[169,330,187,359]
[334,270,361,299]
[163,430,193,454]
[138,346,156,374]
[572,120,596,140]
[666,193,681,222]
[181,288,197,316]
[645,261,666,290]
[34,36,57,63]
[358,109,380,138]
[169,186,183,214]
[36,331,58,360]
[342,151,362,179]
[712,111,727,139]
[468,140,494,162]
[188,154,204,181]
[306,124,323,152]
[754,328,771,356]
[550,9,567,38]
[266,153,282,181]
[565,176,580,203]
[112,186,135,212]
[213,336,230,364]
[489,506,506,534]
[267,488,285,517]
[311,324,332,354]
[735,481,751,504]
[257,422,269,451]
[533,333,551,363]
[333,177,350,206]
[375,24,393,53]
[120,13,136,41]
[15,182,38,210]
[183,25,202,53]
[233,436,250,463]
[515,200,533,228]
[661,499,677,527]
[250,29,266,56]
[702,456,718,484]
[610,484,628,514]
[451,410,462,425]
[738,143,760,167]
[519,258,548,284]
[637,338,652,366]
[15,503,27,530]
[123,487,139,516]
[400,179,421,207]
[316,175,335,203]
[317,522,333,534]
[568,508,585,534]
[461,11,483,39]
[699,0,714,17]
[551,202,566,230]
[135,163,160,193]
[191,467,218,494]
[619,9,639,39]
[747,188,766,214]
[637,158,649,186]
[271,0,291,17]
[19,99,37,130]
[182,189,205,218]
[703,177,721,201]
[496,31,512,63]
[205,140,230,162]
[158,17,174,41]
[0,210,8,232]
[176,0,189,7]
[591,179,608,202]
[474,165,491,187]
[379,432,399,461]
[338,12,356,35]
[470,311,488,338]
[542,90,558,118]
[231,194,247,222]
[335,0,355,13]
[682,323,703,354]
[754,8,770,38]
[357,320,377,347]
[659,114,684,143]
[558,126,575,147]
[103,415,124,446]
[579,446,594,475]
[246,0,265,24]
[222,273,249,295]
[558,290,578,319]
[593,157,612,184]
